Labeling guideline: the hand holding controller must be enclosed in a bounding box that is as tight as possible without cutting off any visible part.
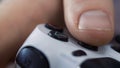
[15,24,120,68]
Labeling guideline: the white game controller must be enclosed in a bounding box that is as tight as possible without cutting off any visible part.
[15,24,120,68]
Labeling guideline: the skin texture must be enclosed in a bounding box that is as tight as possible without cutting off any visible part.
[0,0,114,67]
[0,0,63,67]
[63,0,114,46]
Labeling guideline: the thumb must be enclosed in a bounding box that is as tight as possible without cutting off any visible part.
[63,0,114,46]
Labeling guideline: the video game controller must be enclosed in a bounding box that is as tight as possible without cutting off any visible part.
[15,24,120,68]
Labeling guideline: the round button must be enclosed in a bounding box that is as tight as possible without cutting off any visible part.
[111,45,120,53]
[16,46,50,68]
[78,42,98,51]
[48,30,68,42]
[45,24,63,32]
[115,35,120,44]
[72,50,87,57]
[81,57,120,68]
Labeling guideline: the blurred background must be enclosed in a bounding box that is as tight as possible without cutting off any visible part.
[114,0,120,35]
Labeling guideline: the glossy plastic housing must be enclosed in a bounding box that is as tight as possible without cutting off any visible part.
[15,24,120,68]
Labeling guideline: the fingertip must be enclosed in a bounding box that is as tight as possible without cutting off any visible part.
[64,0,114,46]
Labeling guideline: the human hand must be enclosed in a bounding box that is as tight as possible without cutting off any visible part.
[0,0,115,67]
[32,0,114,46]
[63,0,114,46]
[2,0,114,46]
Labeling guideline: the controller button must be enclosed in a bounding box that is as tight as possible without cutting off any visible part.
[115,35,120,44]
[111,45,120,53]
[45,24,63,32]
[72,50,87,57]
[81,57,120,68]
[78,42,98,51]
[16,46,49,68]
[48,31,68,42]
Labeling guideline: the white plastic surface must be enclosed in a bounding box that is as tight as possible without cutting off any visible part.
[16,24,120,68]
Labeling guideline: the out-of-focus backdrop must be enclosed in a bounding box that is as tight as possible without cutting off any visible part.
[114,0,120,35]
